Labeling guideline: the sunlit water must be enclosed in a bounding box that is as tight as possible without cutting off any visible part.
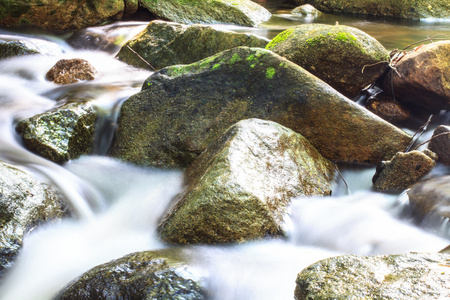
[0,6,449,300]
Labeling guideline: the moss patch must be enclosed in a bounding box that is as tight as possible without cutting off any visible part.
[265,67,276,79]
[266,27,295,50]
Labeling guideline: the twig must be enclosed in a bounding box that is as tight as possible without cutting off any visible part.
[412,131,450,151]
[401,35,449,51]
[334,165,348,191]
[404,115,433,152]
[126,45,156,71]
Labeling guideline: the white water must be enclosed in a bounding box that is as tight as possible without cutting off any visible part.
[0,20,449,300]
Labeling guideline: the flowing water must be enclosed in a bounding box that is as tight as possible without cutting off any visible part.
[0,3,449,300]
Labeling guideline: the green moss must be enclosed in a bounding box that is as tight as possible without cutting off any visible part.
[212,63,221,70]
[332,31,357,43]
[266,28,295,50]
[265,67,276,79]
[230,53,242,64]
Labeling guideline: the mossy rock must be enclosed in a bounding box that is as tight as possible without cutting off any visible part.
[266,24,390,98]
[56,250,205,300]
[0,40,38,59]
[0,161,67,277]
[117,20,269,70]
[295,252,450,300]
[139,0,271,27]
[16,101,97,164]
[111,47,411,168]
[0,0,127,32]
[429,125,450,165]
[293,0,450,19]
[158,119,336,244]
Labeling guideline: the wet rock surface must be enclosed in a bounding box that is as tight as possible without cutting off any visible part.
[407,175,450,223]
[139,0,271,27]
[295,252,450,300]
[429,125,450,165]
[372,150,437,192]
[158,119,336,244]
[364,91,411,123]
[266,24,390,98]
[0,161,67,277]
[16,102,97,164]
[0,40,38,59]
[46,59,97,85]
[56,250,205,300]
[117,20,269,70]
[383,41,450,111]
[111,46,411,168]
[291,4,321,16]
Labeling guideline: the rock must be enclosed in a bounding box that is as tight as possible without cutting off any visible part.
[0,161,67,277]
[407,176,450,223]
[139,0,271,27]
[266,24,390,98]
[293,0,450,19]
[372,149,437,192]
[117,20,269,70]
[158,119,336,244]
[46,59,97,85]
[295,252,450,300]
[0,40,38,59]
[428,125,450,165]
[291,4,321,16]
[0,0,130,32]
[16,101,97,164]
[365,91,411,123]
[110,47,411,168]
[55,250,205,300]
[383,41,450,111]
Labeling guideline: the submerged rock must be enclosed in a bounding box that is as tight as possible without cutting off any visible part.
[0,40,38,59]
[117,20,269,70]
[266,24,389,98]
[139,0,271,27]
[46,59,97,85]
[111,47,410,168]
[428,125,450,165]
[0,161,67,277]
[56,250,205,300]
[293,0,450,19]
[383,41,450,111]
[16,102,97,164]
[295,252,450,300]
[407,176,450,223]
[372,150,437,192]
[0,0,133,32]
[158,119,336,244]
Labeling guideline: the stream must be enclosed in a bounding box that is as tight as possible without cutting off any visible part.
[0,2,449,300]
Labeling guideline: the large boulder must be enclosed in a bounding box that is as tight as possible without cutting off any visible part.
[293,0,450,19]
[56,250,205,300]
[407,176,450,223]
[0,161,67,277]
[295,252,450,300]
[383,41,450,111]
[158,119,336,244]
[139,0,271,27]
[117,20,269,70]
[110,47,411,168]
[0,0,137,32]
[16,101,97,164]
[266,24,390,98]
[429,125,450,165]
[372,150,437,192]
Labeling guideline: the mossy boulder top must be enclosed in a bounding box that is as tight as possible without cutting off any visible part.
[158,119,336,244]
[293,0,450,19]
[0,0,138,32]
[56,250,205,300]
[266,24,390,98]
[110,47,410,168]
[139,0,271,27]
[117,20,269,70]
[295,252,450,300]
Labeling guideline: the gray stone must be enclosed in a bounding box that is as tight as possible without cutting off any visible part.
[429,125,450,165]
[158,119,336,244]
[295,252,450,300]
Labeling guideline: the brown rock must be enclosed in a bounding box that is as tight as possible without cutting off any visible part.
[383,41,450,111]
[365,92,411,123]
[428,125,450,165]
[46,59,96,85]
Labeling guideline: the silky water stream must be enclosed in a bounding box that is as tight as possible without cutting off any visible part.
[0,8,449,300]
